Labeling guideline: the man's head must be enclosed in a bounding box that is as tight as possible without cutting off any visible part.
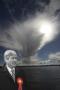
[4,50,17,68]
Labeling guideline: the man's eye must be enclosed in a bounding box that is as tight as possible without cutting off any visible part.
[15,57,17,59]
[12,57,15,59]
[12,57,17,59]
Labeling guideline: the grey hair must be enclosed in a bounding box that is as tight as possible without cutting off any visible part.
[4,50,17,62]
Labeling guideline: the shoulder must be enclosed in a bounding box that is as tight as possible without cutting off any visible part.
[0,66,4,73]
[0,64,9,77]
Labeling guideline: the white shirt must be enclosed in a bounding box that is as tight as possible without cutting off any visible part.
[6,65,15,81]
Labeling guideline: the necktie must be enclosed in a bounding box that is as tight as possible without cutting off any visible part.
[11,68,15,82]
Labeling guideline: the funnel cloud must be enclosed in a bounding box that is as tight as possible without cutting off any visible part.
[0,14,59,63]
[0,0,60,64]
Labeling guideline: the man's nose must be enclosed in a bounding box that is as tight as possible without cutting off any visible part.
[12,61,17,65]
[13,59,17,62]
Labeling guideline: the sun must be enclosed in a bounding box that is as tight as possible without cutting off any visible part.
[39,21,53,35]
[37,20,55,46]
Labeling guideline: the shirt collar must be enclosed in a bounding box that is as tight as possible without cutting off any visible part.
[6,65,14,76]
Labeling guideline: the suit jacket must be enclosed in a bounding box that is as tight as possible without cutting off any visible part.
[0,65,17,90]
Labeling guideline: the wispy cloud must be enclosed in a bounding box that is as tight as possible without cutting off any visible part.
[0,14,59,64]
[30,52,60,64]
[48,52,60,60]
[0,0,60,64]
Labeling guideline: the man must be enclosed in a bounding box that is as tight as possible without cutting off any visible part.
[0,50,18,90]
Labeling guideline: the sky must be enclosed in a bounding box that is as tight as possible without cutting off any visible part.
[0,0,60,65]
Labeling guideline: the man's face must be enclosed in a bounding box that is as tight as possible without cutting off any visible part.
[6,54,17,68]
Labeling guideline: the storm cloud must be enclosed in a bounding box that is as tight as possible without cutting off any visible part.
[0,0,60,64]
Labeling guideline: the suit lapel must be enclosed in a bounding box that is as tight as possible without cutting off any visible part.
[3,65,14,81]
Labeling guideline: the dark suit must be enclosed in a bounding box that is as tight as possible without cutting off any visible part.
[0,65,17,90]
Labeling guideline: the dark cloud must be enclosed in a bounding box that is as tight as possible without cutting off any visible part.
[1,0,50,24]
[0,0,60,65]
[45,0,60,16]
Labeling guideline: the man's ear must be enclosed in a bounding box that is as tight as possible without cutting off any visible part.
[6,55,9,60]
